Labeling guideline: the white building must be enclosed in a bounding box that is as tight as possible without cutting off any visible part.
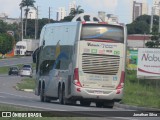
[142,1,148,15]
[153,0,160,15]
[56,7,67,21]
[107,14,119,23]
[132,0,148,21]
[127,34,151,48]
[0,12,20,24]
[98,11,106,22]
[27,8,36,19]
[68,0,76,15]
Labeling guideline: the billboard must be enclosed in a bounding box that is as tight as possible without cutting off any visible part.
[137,48,160,77]
[127,50,138,70]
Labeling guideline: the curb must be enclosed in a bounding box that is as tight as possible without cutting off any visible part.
[115,103,160,111]
[22,89,34,92]
[14,86,34,92]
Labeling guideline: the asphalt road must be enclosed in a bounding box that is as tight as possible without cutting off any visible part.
[0,57,32,67]
[0,57,159,119]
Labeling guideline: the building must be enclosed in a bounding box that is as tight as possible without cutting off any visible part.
[132,0,148,21]
[98,11,106,22]
[107,14,119,23]
[68,0,76,15]
[127,34,151,48]
[27,8,36,19]
[97,12,119,23]
[152,0,160,16]
[0,12,20,24]
[56,7,67,21]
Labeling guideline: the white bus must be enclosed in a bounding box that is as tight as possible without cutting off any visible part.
[33,18,127,108]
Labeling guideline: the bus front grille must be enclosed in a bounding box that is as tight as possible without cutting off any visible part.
[82,53,120,75]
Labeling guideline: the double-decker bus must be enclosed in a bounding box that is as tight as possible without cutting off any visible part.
[33,17,127,108]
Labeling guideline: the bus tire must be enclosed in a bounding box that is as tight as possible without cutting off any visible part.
[40,88,44,102]
[62,86,67,105]
[44,96,51,103]
[96,102,103,108]
[80,100,91,106]
[58,86,63,104]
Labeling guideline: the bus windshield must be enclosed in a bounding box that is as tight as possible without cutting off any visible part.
[81,24,124,43]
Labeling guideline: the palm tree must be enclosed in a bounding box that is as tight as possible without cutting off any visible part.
[69,5,84,17]
[19,0,35,37]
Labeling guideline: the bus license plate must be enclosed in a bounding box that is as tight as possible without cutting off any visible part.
[94,91,103,94]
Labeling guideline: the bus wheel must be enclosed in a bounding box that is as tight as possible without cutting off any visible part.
[44,96,51,103]
[96,102,103,108]
[58,87,63,104]
[103,101,114,108]
[80,100,91,106]
[62,87,68,105]
[40,88,44,102]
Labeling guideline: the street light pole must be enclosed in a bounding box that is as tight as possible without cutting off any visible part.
[21,7,23,41]
[150,7,154,33]
[49,7,51,23]
[35,6,38,40]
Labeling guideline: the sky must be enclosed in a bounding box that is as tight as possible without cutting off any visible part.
[0,0,153,24]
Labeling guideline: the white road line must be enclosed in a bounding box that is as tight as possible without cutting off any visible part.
[0,101,66,111]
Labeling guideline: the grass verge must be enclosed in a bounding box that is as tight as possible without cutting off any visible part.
[17,78,35,90]
[122,70,160,109]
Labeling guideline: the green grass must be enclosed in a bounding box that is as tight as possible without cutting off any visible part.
[0,104,87,120]
[0,66,10,74]
[122,70,160,109]
[17,78,35,90]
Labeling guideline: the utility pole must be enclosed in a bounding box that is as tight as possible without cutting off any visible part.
[21,7,23,41]
[35,6,39,40]
[49,7,51,23]
[150,7,154,33]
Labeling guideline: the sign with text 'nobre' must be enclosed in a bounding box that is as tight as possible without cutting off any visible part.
[137,48,160,77]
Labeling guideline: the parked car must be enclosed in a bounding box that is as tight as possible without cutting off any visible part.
[20,67,33,78]
[8,66,19,76]
[22,64,32,69]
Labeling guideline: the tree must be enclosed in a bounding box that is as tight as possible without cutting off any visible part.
[0,20,7,33]
[19,0,35,37]
[7,23,21,42]
[0,33,15,57]
[127,15,150,34]
[61,16,74,22]
[145,27,160,48]
[69,5,84,17]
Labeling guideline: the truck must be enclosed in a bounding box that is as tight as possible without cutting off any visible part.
[15,39,39,56]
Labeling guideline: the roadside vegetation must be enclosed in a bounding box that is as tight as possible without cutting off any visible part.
[17,77,35,90]
[122,70,160,109]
